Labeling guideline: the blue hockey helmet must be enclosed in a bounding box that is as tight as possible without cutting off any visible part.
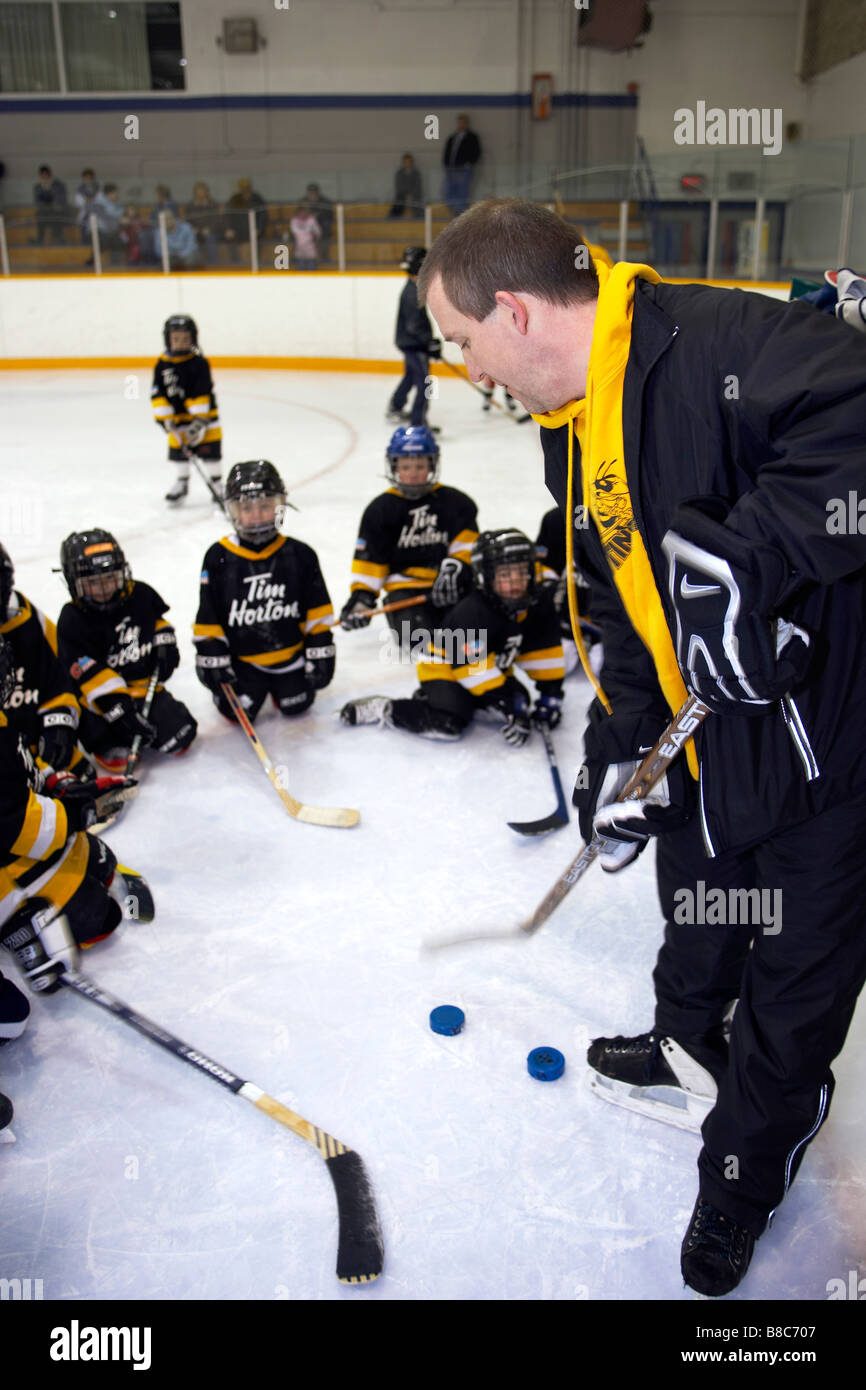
[385,425,440,498]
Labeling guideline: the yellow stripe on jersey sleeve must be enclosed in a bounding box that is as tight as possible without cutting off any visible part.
[11,789,68,861]
[152,395,174,420]
[193,622,227,643]
[453,652,505,696]
[448,529,478,563]
[185,395,211,415]
[517,645,566,681]
[39,692,80,722]
[79,667,127,710]
[351,560,388,593]
[303,603,335,635]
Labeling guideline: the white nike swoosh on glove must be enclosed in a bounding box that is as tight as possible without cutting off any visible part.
[680,576,722,599]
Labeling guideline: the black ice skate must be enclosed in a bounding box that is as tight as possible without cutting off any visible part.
[0,1090,14,1144]
[681,1196,756,1297]
[586,1030,725,1134]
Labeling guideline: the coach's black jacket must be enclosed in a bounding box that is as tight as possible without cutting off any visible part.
[542,281,866,857]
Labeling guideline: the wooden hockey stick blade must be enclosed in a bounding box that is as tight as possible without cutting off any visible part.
[330,595,427,630]
[222,682,360,828]
[59,969,384,1285]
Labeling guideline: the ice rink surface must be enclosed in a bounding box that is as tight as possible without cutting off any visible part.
[1,366,864,1302]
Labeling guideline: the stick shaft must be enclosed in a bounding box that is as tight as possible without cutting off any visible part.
[330,594,426,630]
[521,694,710,934]
[126,667,160,776]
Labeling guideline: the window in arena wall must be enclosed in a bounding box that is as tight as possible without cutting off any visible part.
[60,1,185,92]
[0,4,61,92]
[0,1,185,94]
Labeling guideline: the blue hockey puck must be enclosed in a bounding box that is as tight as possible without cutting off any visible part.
[527,1046,565,1081]
[430,1005,465,1036]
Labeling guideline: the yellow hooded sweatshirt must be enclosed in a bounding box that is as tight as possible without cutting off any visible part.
[532,259,698,777]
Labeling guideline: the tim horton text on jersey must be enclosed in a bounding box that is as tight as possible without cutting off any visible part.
[227,573,300,627]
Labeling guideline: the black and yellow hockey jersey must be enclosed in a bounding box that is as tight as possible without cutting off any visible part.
[0,711,89,931]
[151,350,221,450]
[57,581,176,712]
[416,589,565,717]
[350,484,478,601]
[1,590,80,748]
[194,534,334,675]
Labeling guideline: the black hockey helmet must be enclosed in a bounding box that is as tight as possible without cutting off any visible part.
[0,541,13,616]
[163,314,199,354]
[471,529,536,614]
[60,529,132,611]
[400,245,427,276]
[225,460,288,544]
[0,632,14,706]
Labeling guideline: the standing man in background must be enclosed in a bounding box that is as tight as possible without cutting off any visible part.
[442,114,482,217]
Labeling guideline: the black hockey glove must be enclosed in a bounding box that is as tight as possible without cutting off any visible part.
[304,642,336,691]
[196,651,237,696]
[0,898,78,995]
[533,692,563,729]
[574,699,695,872]
[431,556,465,609]
[46,770,138,831]
[662,499,812,713]
[499,688,532,748]
[153,627,179,681]
[95,692,156,747]
[37,708,78,770]
[339,590,377,631]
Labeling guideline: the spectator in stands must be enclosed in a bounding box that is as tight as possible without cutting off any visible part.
[289,205,321,270]
[186,181,220,266]
[92,184,124,245]
[304,183,333,263]
[442,114,482,217]
[389,154,423,219]
[32,165,68,245]
[142,185,179,263]
[74,168,102,243]
[162,210,199,269]
[222,177,267,263]
[119,203,147,265]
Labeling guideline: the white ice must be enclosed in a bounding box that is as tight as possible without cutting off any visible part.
[0,368,863,1302]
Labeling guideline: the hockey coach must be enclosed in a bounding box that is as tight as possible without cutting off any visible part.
[418,198,866,1297]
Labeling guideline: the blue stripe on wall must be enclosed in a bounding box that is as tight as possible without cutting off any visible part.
[0,92,637,114]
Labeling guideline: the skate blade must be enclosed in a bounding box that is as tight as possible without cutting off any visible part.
[588,1070,714,1135]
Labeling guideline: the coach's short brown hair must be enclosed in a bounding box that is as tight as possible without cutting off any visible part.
[417,198,599,320]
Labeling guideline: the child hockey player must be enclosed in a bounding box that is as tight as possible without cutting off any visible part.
[340,528,565,741]
[535,507,601,677]
[0,631,151,955]
[1,540,81,772]
[339,425,478,652]
[386,246,442,428]
[193,459,335,723]
[151,313,223,505]
[57,530,197,772]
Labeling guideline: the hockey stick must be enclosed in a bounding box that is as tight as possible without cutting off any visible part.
[439,358,531,423]
[125,666,160,778]
[331,594,427,630]
[423,694,710,950]
[507,723,569,836]
[221,681,360,828]
[58,967,383,1285]
[184,446,229,514]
